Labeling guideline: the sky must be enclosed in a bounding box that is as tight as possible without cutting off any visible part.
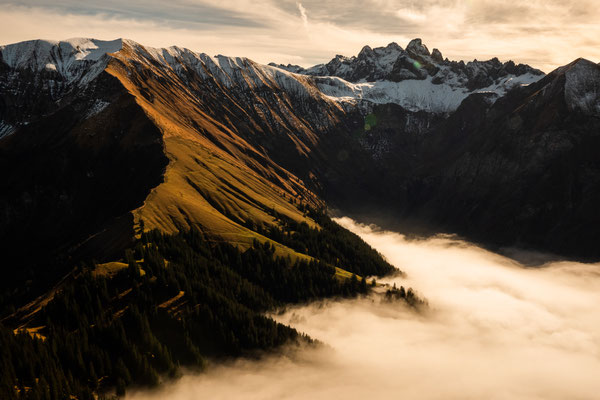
[1,0,597,74]
[126,217,600,400]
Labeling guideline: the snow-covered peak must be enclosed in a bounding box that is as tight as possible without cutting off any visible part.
[0,37,548,118]
[127,43,325,103]
[273,38,543,90]
[270,39,544,113]
[0,38,123,85]
[314,72,541,114]
[0,38,122,69]
[123,39,544,115]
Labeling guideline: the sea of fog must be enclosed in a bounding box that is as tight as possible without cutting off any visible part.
[128,217,600,400]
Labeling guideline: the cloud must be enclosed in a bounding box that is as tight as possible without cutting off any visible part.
[297,2,308,28]
[126,217,600,400]
[1,0,600,75]
[0,0,266,28]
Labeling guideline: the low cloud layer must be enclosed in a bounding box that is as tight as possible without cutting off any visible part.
[128,217,600,399]
[1,0,600,71]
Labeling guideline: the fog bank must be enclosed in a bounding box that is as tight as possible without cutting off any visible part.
[128,217,600,400]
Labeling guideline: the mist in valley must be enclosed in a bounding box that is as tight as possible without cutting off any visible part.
[127,217,600,400]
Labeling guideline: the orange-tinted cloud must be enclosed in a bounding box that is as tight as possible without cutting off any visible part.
[1,1,599,74]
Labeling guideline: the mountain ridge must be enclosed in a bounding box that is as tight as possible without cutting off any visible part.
[0,37,545,117]
[270,38,544,113]
[1,36,599,267]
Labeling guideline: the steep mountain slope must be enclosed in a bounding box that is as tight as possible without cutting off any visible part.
[9,35,600,400]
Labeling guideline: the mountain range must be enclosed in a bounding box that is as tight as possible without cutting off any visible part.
[1,37,598,265]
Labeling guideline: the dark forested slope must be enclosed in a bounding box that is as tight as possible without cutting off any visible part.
[0,210,398,399]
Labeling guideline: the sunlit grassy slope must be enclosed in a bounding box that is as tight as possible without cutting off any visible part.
[104,42,335,266]
[136,137,316,260]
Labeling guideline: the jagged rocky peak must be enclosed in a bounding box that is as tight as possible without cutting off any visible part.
[270,38,545,113]
[0,38,126,88]
[267,62,304,74]
[358,45,374,58]
[406,38,430,56]
[273,38,543,91]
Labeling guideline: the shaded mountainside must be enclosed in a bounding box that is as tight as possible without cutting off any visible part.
[0,67,169,287]
[386,58,600,258]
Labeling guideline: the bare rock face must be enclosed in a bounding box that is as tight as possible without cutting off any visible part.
[406,38,430,56]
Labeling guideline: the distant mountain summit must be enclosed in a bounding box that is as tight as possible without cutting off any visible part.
[271,38,542,85]
[270,39,544,113]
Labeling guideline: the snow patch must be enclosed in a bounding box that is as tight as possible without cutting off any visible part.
[315,72,543,113]
[140,45,321,102]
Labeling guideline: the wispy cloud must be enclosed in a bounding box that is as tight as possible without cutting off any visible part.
[0,0,266,29]
[297,2,308,28]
